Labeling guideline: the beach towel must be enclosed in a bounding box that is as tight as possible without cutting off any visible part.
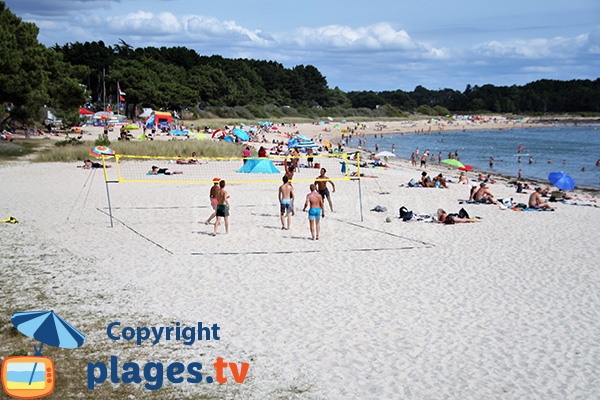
[510,206,555,212]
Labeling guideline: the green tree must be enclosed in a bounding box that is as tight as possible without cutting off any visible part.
[0,2,49,125]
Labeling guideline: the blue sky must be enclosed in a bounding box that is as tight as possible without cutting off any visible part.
[6,0,600,92]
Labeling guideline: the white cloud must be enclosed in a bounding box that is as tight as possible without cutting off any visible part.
[288,23,431,53]
[472,32,591,59]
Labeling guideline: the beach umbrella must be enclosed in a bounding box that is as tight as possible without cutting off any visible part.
[323,140,332,149]
[12,310,85,355]
[548,172,575,190]
[90,146,114,159]
[211,129,227,138]
[375,151,396,158]
[79,108,94,115]
[296,134,310,141]
[459,165,473,171]
[441,159,465,168]
[124,124,139,130]
[232,128,249,141]
[223,135,234,143]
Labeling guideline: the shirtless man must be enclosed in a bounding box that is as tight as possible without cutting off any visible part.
[303,184,324,240]
[474,182,498,204]
[529,187,552,209]
[205,178,220,225]
[278,176,295,230]
[213,180,230,236]
[315,168,335,212]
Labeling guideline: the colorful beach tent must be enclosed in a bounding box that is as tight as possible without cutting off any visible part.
[237,158,280,174]
[144,111,172,127]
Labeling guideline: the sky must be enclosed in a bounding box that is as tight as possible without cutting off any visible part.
[5,0,600,92]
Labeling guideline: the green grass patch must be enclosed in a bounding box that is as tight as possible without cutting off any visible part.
[33,139,250,162]
[0,140,36,159]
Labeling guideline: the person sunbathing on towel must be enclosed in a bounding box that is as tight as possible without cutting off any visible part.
[529,187,552,209]
[436,209,479,224]
[149,166,183,175]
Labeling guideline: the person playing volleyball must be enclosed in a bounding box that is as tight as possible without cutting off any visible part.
[303,184,324,240]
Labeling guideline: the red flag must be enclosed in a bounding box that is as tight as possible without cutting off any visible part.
[136,108,139,117]
[120,95,125,102]
[107,106,112,113]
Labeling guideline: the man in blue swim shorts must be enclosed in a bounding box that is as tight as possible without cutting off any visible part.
[303,184,324,240]
[278,176,295,230]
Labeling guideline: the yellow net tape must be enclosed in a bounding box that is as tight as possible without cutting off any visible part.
[114,153,351,184]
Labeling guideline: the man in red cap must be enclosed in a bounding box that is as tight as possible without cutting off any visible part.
[205,178,220,224]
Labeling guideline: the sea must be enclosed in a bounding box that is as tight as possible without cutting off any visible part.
[348,125,600,190]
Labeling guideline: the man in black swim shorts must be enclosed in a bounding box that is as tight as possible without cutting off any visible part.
[213,180,230,236]
[315,168,335,212]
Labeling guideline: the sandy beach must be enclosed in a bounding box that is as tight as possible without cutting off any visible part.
[1,119,599,399]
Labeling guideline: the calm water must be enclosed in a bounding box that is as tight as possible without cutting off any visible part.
[350,125,600,189]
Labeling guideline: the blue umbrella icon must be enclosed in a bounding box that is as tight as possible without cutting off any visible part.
[548,172,575,191]
[12,310,85,355]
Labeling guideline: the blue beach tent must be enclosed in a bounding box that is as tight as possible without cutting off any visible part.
[237,158,280,174]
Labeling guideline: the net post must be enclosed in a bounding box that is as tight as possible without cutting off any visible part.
[357,152,363,222]
[101,157,114,228]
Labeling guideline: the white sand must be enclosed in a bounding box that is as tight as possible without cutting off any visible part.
[1,122,600,399]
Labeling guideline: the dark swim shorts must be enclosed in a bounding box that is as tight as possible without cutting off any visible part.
[216,204,229,217]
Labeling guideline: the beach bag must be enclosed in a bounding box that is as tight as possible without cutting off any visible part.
[399,206,413,221]
[458,208,469,219]
[408,178,418,187]
[502,198,514,207]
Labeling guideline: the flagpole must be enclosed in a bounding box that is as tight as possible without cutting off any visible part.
[103,68,106,111]
[116,82,119,116]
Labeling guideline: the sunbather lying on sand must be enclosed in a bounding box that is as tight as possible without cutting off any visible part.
[436,209,480,224]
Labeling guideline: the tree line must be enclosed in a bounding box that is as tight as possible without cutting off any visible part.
[1,1,599,128]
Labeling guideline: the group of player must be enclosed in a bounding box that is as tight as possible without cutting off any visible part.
[205,168,336,240]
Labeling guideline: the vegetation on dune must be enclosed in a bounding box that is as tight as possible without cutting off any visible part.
[33,139,249,163]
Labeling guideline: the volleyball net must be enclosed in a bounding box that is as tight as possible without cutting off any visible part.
[114,153,352,184]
